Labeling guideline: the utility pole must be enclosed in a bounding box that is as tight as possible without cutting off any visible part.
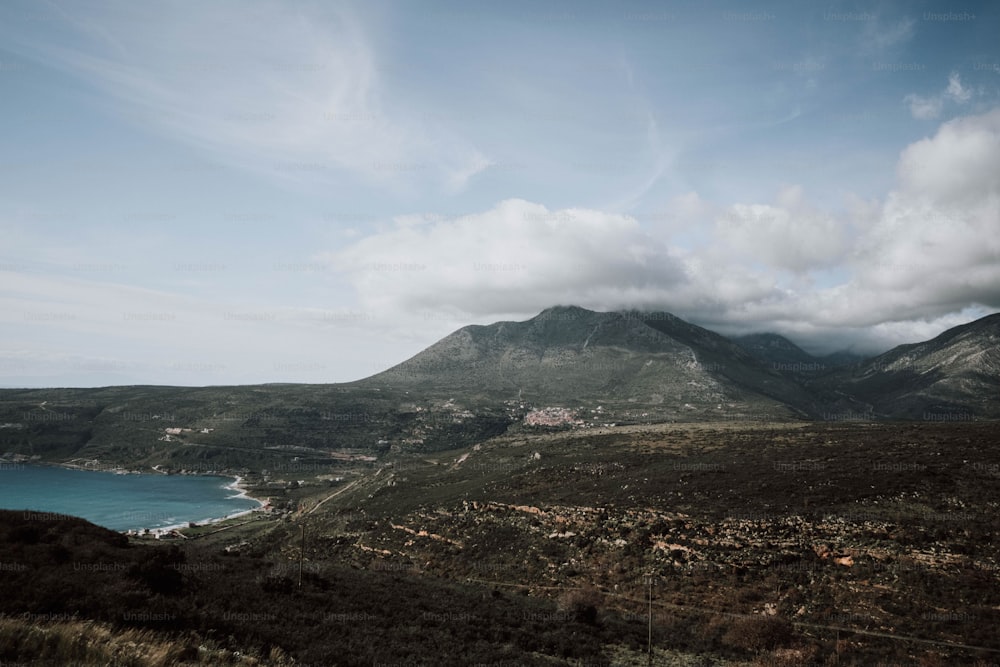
[647,574,653,666]
[298,523,305,588]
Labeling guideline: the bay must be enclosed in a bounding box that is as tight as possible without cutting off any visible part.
[0,463,261,532]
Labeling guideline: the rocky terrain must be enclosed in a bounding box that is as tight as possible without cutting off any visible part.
[203,420,999,665]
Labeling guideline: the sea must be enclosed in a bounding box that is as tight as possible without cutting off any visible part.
[0,463,262,532]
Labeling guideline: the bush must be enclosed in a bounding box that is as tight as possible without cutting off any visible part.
[557,587,602,625]
[128,546,185,596]
[723,615,794,653]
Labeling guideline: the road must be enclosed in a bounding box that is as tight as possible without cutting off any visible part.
[302,476,366,517]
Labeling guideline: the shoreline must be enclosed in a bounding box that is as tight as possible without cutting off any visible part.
[141,475,269,538]
[227,474,270,515]
[0,459,269,535]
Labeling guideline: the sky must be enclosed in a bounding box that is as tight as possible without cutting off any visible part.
[1,0,999,387]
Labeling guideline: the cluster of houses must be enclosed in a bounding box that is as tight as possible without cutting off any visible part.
[524,407,584,427]
[159,426,214,442]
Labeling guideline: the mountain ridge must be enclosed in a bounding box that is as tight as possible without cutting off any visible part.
[361,305,810,420]
[363,305,999,421]
[817,312,1000,419]
[0,306,997,473]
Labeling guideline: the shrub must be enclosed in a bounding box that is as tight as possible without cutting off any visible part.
[557,587,602,625]
[723,615,794,653]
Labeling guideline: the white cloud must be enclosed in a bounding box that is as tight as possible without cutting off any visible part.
[655,191,718,237]
[713,185,851,273]
[896,107,1000,204]
[904,93,943,120]
[946,71,973,103]
[328,199,692,316]
[328,196,792,325]
[905,72,974,119]
[670,191,713,220]
[719,109,1000,340]
[861,17,915,54]
[846,108,1000,321]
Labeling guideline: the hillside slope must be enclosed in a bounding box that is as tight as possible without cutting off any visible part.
[817,313,1000,419]
[361,306,810,420]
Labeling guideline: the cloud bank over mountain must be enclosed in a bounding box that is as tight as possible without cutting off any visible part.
[334,107,1000,355]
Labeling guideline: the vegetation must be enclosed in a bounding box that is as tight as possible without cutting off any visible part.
[0,510,646,664]
[4,420,999,664]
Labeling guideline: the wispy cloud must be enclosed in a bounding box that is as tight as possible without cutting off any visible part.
[861,16,915,54]
[945,71,973,103]
[7,2,484,193]
[602,112,673,212]
[444,151,495,195]
[905,72,974,119]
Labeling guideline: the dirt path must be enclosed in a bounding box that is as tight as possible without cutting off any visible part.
[302,476,365,517]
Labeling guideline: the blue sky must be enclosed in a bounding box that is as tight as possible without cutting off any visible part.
[1,0,999,386]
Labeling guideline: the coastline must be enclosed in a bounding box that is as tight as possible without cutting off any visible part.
[220,475,269,517]
[143,474,269,538]
[0,459,268,535]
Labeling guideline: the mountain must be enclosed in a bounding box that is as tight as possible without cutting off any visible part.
[731,333,866,376]
[730,333,827,372]
[817,349,869,368]
[1,307,997,473]
[818,313,1000,419]
[360,305,813,420]
[365,305,1000,422]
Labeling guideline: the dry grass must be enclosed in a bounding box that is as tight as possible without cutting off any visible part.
[0,616,293,666]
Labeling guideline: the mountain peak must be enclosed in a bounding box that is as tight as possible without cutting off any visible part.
[532,305,599,320]
[362,305,807,418]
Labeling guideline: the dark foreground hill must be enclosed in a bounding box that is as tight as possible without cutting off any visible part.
[0,509,647,665]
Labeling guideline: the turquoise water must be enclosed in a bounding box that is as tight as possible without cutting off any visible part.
[0,464,261,532]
